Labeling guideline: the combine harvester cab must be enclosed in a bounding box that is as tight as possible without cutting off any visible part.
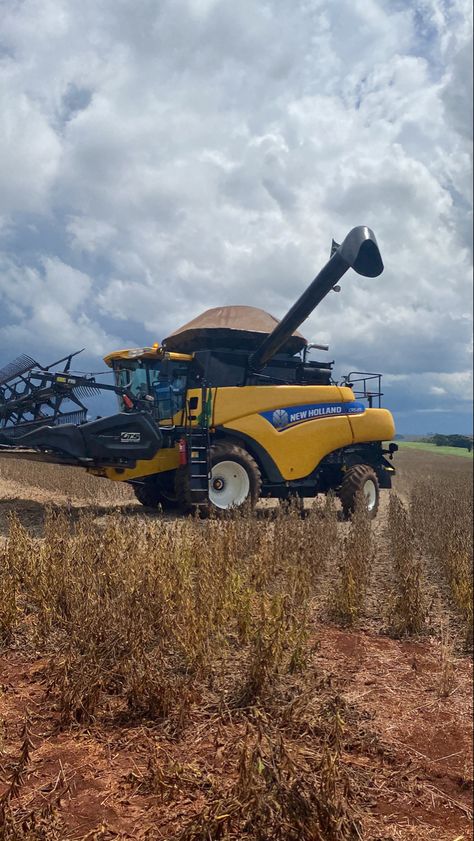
[0,226,397,518]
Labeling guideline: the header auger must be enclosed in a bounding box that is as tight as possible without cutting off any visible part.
[0,226,397,517]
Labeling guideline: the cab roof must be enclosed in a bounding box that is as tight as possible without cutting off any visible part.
[103,346,193,367]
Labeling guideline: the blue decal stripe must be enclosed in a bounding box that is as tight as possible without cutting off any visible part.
[260,401,365,431]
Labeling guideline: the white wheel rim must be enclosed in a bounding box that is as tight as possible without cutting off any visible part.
[209,460,250,509]
[363,479,377,512]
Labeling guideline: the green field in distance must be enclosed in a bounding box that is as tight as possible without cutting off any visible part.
[395,441,473,458]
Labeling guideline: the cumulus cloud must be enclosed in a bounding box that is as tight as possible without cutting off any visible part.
[0,255,128,358]
[0,0,472,431]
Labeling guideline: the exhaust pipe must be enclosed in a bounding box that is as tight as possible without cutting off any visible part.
[249,226,383,372]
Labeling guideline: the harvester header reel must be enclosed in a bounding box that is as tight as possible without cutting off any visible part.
[0,349,134,442]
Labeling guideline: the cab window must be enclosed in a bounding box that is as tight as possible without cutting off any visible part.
[113,359,188,422]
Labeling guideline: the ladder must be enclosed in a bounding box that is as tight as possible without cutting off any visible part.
[185,385,211,504]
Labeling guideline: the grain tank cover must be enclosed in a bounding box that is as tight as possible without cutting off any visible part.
[163,306,307,355]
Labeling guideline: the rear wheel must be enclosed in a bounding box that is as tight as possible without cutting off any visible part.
[133,473,179,511]
[339,464,380,520]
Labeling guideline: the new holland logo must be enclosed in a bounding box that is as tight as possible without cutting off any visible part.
[272,409,289,428]
[261,401,365,431]
[120,432,141,442]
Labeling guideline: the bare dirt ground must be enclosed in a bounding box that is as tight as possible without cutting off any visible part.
[0,450,472,840]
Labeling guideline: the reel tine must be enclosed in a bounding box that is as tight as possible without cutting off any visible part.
[0,355,39,386]
[1,409,88,437]
[72,384,103,399]
[56,409,88,425]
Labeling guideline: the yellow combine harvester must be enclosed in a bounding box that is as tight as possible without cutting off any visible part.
[0,226,397,518]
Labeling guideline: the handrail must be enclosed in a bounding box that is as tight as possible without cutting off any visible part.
[341,371,384,408]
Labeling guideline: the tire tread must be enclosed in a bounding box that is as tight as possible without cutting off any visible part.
[339,464,380,519]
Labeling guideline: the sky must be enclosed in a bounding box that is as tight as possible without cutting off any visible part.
[0,0,472,434]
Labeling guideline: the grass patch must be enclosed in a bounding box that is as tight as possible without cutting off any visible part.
[396,441,473,458]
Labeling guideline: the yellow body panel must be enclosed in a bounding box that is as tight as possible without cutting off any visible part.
[223,413,353,480]
[348,408,395,443]
[212,385,355,426]
[213,385,393,482]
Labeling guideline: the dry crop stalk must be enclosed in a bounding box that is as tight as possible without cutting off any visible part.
[438,620,456,698]
[2,496,341,733]
[0,713,34,805]
[233,594,289,708]
[386,493,427,636]
[0,551,16,645]
[330,498,373,624]
[126,739,206,801]
[174,709,360,841]
[410,476,473,645]
[0,801,63,841]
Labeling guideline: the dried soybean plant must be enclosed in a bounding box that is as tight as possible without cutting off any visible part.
[1,501,340,730]
[437,620,456,698]
[386,493,428,636]
[410,474,473,645]
[174,708,361,841]
[330,499,374,624]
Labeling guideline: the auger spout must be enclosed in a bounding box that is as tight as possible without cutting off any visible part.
[249,226,383,372]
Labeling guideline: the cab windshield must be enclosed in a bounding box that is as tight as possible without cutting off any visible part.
[113,359,188,422]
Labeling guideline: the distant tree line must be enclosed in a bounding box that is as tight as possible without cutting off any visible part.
[422,434,473,451]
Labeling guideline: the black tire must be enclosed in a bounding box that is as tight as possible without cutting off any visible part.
[133,472,179,510]
[339,464,380,520]
[176,442,262,514]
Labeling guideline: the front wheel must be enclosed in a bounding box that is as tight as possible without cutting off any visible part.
[133,472,179,511]
[208,443,262,512]
[175,443,262,514]
[339,465,380,520]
